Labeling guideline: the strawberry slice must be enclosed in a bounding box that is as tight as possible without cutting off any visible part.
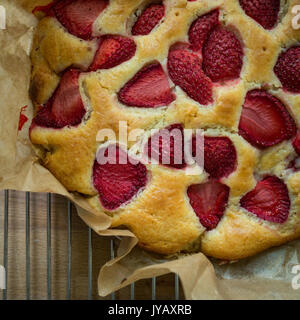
[32,1,55,16]
[202,27,243,82]
[188,9,220,52]
[240,176,290,223]
[93,145,147,210]
[53,0,108,40]
[131,4,165,36]
[187,180,230,230]
[192,136,237,179]
[204,137,237,179]
[89,35,136,71]
[18,106,29,131]
[118,63,175,108]
[274,46,300,94]
[239,0,280,30]
[167,48,213,105]
[33,69,86,128]
[146,124,186,169]
[238,90,296,148]
[293,131,300,155]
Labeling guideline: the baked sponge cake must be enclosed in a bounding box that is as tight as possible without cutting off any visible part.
[29,0,300,260]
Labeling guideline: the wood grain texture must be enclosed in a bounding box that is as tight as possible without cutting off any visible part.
[0,190,184,300]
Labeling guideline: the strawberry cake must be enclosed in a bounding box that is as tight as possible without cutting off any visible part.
[28,0,300,260]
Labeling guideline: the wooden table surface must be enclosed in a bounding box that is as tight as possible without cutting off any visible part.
[0,190,184,300]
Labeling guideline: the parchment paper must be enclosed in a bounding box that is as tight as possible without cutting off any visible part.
[0,0,299,300]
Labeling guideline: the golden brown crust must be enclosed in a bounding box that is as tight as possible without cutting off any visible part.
[29,0,300,259]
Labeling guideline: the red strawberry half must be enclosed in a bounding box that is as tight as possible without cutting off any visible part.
[274,46,300,94]
[32,69,86,128]
[187,180,230,230]
[118,63,175,108]
[53,0,108,40]
[146,124,186,169]
[132,4,165,36]
[238,90,296,148]
[239,0,280,30]
[89,35,136,71]
[240,176,290,223]
[18,106,29,131]
[93,145,147,210]
[32,1,55,16]
[202,27,243,83]
[188,9,220,52]
[167,48,213,105]
[192,136,237,179]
